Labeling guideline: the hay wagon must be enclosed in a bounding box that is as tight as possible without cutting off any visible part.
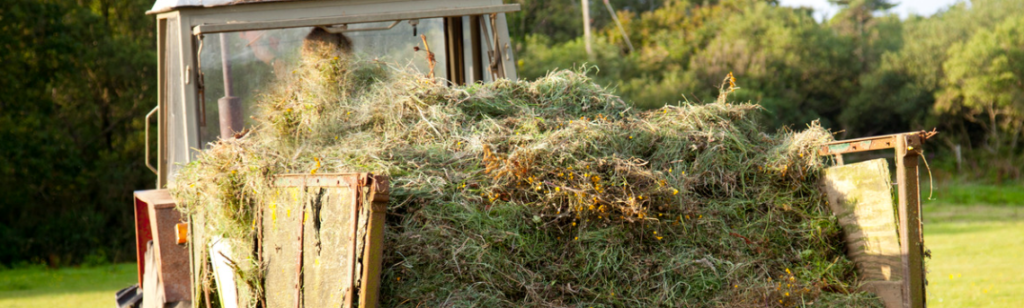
[122,1,932,307]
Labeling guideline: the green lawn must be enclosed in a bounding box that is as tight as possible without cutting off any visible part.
[924,221,1024,307]
[0,263,136,308]
[922,182,1024,308]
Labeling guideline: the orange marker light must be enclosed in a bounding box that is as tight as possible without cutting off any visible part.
[175,223,188,244]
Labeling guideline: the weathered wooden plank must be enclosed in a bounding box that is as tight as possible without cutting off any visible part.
[262,173,387,308]
[823,159,904,308]
[263,186,305,308]
[302,186,361,308]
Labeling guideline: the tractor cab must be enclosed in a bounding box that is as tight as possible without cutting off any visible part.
[145,0,520,188]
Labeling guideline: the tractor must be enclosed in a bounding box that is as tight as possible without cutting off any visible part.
[123,1,520,307]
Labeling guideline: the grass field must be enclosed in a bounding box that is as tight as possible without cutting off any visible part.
[0,263,136,308]
[922,181,1024,308]
[0,183,1018,307]
[924,220,1024,307]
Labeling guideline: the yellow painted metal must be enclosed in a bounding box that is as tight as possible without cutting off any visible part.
[263,173,389,308]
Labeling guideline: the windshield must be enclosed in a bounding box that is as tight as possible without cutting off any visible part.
[197,19,447,145]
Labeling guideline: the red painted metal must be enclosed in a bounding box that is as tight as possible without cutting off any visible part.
[134,194,154,288]
[134,189,192,302]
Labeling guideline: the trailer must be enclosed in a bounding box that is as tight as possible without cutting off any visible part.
[123,1,933,307]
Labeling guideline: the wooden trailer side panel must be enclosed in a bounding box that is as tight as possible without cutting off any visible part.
[823,159,904,308]
[264,173,387,308]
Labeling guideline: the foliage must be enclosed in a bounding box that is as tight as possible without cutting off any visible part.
[929,182,1024,207]
[517,0,860,129]
[937,16,1024,155]
[514,0,1024,181]
[689,1,858,129]
[507,0,667,45]
[0,0,155,266]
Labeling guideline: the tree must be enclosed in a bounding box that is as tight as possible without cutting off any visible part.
[0,0,155,265]
[937,16,1024,154]
[507,0,665,45]
[688,1,859,129]
[842,0,1024,139]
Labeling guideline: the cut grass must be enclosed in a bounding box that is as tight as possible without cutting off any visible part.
[171,53,867,306]
[0,263,135,308]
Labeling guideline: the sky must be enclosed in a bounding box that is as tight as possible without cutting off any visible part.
[778,0,967,21]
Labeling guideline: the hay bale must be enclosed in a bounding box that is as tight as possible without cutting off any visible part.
[170,47,883,307]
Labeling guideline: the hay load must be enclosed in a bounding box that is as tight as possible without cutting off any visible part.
[171,45,883,307]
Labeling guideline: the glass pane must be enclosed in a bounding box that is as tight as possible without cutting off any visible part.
[198,19,447,145]
[345,18,447,78]
[165,17,188,183]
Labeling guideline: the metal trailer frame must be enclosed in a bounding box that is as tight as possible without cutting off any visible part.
[818,130,937,308]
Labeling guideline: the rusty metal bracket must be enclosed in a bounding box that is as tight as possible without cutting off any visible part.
[273,174,362,187]
[365,175,390,204]
[818,130,937,156]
